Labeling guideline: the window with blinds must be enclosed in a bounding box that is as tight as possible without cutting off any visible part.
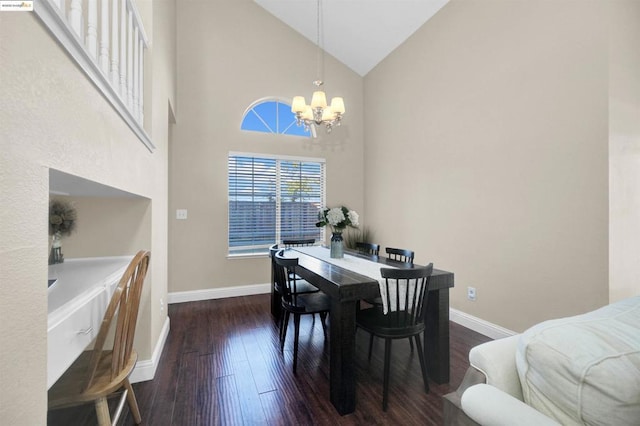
[228,153,325,256]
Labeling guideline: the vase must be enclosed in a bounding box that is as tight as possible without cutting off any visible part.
[330,231,344,259]
[49,231,64,265]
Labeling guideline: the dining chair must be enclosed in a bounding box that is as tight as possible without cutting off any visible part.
[362,247,414,309]
[48,250,151,425]
[356,263,433,411]
[274,250,330,374]
[355,242,381,311]
[283,238,315,247]
[270,245,321,325]
[385,247,415,263]
[270,244,319,295]
[355,242,380,256]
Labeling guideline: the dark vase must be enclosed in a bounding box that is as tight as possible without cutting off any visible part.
[49,232,64,265]
[330,231,344,259]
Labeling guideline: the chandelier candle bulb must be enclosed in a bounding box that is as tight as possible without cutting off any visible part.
[302,106,314,121]
[291,96,306,113]
[331,97,345,114]
[321,106,334,121]
[311,90,327,109]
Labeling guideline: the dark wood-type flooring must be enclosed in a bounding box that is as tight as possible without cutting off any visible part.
[48,294,491,425]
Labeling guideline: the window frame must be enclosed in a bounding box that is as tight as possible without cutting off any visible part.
[227,151,326,258]
[240,97,312,137]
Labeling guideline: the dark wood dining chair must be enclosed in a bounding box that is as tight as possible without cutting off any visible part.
[385,247,415,263]
[283,238,315,247]
[356,263,433,411]
[362,246,414,309]
[270,245,321,322]
[270,245,319,294]
[356,242,380,256]
[274,250,330,374]
[48,251,151,425]
[355,242,382,311]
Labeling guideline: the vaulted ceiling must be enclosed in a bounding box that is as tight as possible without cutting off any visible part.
[254,0,449,76]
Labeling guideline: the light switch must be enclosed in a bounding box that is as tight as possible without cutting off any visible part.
[176,209,188,220]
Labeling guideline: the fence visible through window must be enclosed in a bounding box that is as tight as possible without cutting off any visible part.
[228,153,325,255]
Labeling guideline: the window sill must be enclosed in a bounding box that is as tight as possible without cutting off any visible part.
[227,253,269,260]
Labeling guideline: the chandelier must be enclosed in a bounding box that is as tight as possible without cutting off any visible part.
[291,0,345,134]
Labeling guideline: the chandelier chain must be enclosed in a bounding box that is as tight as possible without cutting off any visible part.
[316,0,324,84]
[290,0,345,135]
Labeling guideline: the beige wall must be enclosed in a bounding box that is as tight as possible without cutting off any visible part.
[0,0,175,422]
[364,0,611,332]
[609,0,640,302]
[170,0,364,292]
[170,0,640,331]
[57,196,152,258]
[147,0,176,360]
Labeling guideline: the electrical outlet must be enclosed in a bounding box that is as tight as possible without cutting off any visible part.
[467,287,477,301]
[176,209,188,220]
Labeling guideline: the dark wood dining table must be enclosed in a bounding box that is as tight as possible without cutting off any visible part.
[271,247,454,415]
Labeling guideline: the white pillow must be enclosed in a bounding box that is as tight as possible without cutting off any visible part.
[515,296,640,425]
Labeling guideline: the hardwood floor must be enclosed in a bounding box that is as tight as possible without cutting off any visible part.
[48,294,491,425]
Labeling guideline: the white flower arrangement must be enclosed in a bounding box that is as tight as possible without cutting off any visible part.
[316,206,359,232]
[49,199,77,237]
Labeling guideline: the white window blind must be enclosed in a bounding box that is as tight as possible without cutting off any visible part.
[228,153,325,255]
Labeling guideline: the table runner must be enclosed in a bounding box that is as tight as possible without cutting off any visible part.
[292,246,412,314]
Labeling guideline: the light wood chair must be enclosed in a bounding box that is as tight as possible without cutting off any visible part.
[48,250,151,425]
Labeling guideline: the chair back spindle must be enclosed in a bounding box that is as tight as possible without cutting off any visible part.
[356,242,380,256]
[269,244,281,292]
[283,238,315,248]
[274,250,301,303]
[385,247,415,264]
[85,250,150,389]
[380,264,433,323]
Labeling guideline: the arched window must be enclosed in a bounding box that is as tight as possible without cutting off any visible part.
[241,99,311,137]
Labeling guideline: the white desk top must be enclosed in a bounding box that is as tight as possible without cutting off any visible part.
[48,256,132,321]
[47,256,133,388]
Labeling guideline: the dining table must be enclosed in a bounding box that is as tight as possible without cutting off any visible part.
[273,246,454,415]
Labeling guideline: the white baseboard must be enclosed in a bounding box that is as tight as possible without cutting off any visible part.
[130,315,171,383]
[167,283,271,304]
[167,284,514,342]
[450,308,517,340]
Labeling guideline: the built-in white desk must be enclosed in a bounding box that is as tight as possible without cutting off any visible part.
[47,256,133,389]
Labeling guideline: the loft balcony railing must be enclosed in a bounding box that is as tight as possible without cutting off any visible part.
[34,0,154,151]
